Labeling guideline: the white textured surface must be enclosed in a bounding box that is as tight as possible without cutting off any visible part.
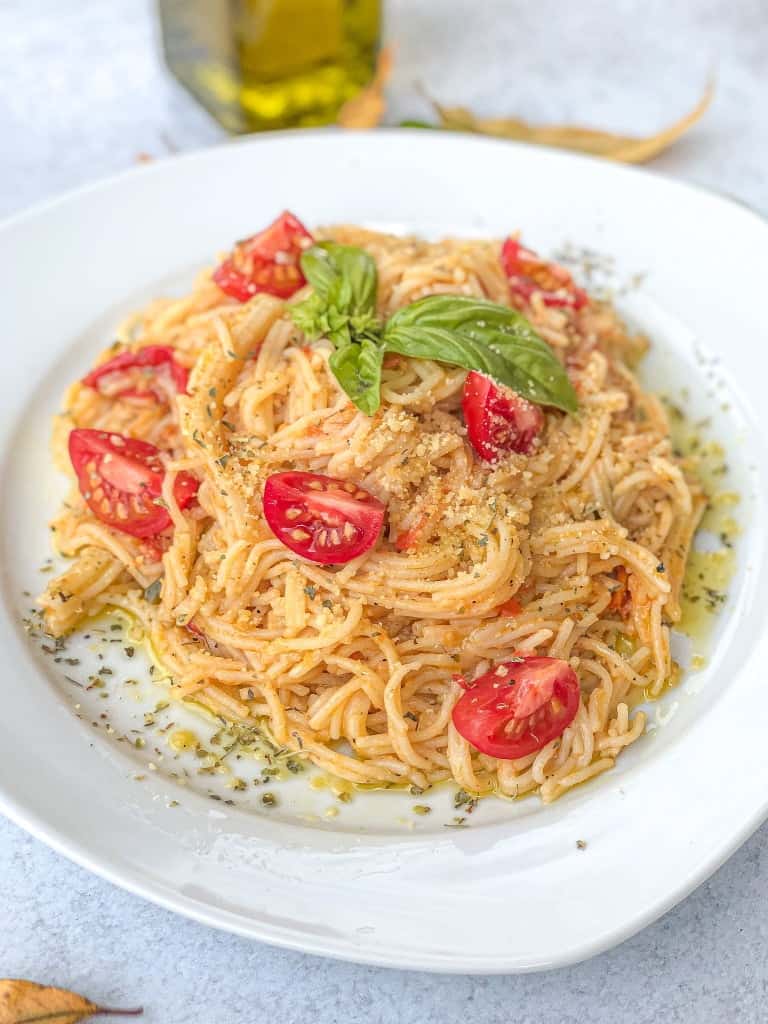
[1,0,767,1019]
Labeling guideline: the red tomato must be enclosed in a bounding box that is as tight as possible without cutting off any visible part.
[213,211,314,301]
[452,656,580,759]
[609,566,632,619]
[68,428,198,538]
[394,512,429,552]
[462,371,544,461]
[82,345,188,402]
[139,537,166,563]
[186,621,212,649]
[263,471,385,564]
[501,238,588,310]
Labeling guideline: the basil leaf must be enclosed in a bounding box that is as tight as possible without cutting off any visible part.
[290,292,331,341]
[382,295,577,413]
[298,245,340,300]
[300,243,378,318]
[293,243,380,350]
[291,297,357,347]
[328,338,384,416]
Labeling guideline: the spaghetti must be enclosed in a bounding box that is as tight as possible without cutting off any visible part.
[39,222,704,803]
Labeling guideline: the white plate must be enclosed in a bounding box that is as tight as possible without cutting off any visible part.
[0,131,766,973]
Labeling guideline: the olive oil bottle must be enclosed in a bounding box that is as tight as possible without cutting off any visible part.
[158,0,381,133]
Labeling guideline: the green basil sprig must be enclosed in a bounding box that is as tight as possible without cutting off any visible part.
[328,336,385,416]
[383,296,577,413]
[290,242,578,416]
[291,242,380,349]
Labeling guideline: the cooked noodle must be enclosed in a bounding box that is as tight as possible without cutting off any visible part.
[39,226,705,803]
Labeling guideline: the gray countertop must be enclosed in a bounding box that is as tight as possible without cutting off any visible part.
[1,1,766,1020]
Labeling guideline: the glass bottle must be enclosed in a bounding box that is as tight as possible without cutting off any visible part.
[158,0,381,133]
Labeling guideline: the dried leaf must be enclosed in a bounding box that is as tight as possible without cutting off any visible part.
[0,979,142,1024]
[431,79,714,164]
[337,46,394,130]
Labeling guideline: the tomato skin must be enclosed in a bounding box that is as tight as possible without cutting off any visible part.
[82,345,188,402]
[68,428,198,539]
[139,537,166,563]
[501,238,588,310]
[186,620,212,649]
[462,371,544,461]
[609,566,632,619]
[263,471,385,565]
[452,656,580,759]
[213,211,314,301]
[394,512,429,552]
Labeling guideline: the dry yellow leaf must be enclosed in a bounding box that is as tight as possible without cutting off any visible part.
[0,979,142,1024]
[431,79,714,163]
[337,46,394,129]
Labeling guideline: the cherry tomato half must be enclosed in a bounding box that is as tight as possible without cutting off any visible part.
[263,471,385,564]
[213,211,314,301]
[462,371,544,462]
[69,428,198,539]
[452,656,580,759]
[501,238,588,310]
[82,345,188,403]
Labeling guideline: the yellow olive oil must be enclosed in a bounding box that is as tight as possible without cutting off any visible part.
[169,728,199,752]
[158,0,381,133]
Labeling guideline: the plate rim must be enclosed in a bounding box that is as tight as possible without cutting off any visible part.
[2,125,766,238]
[2,776,765,974]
